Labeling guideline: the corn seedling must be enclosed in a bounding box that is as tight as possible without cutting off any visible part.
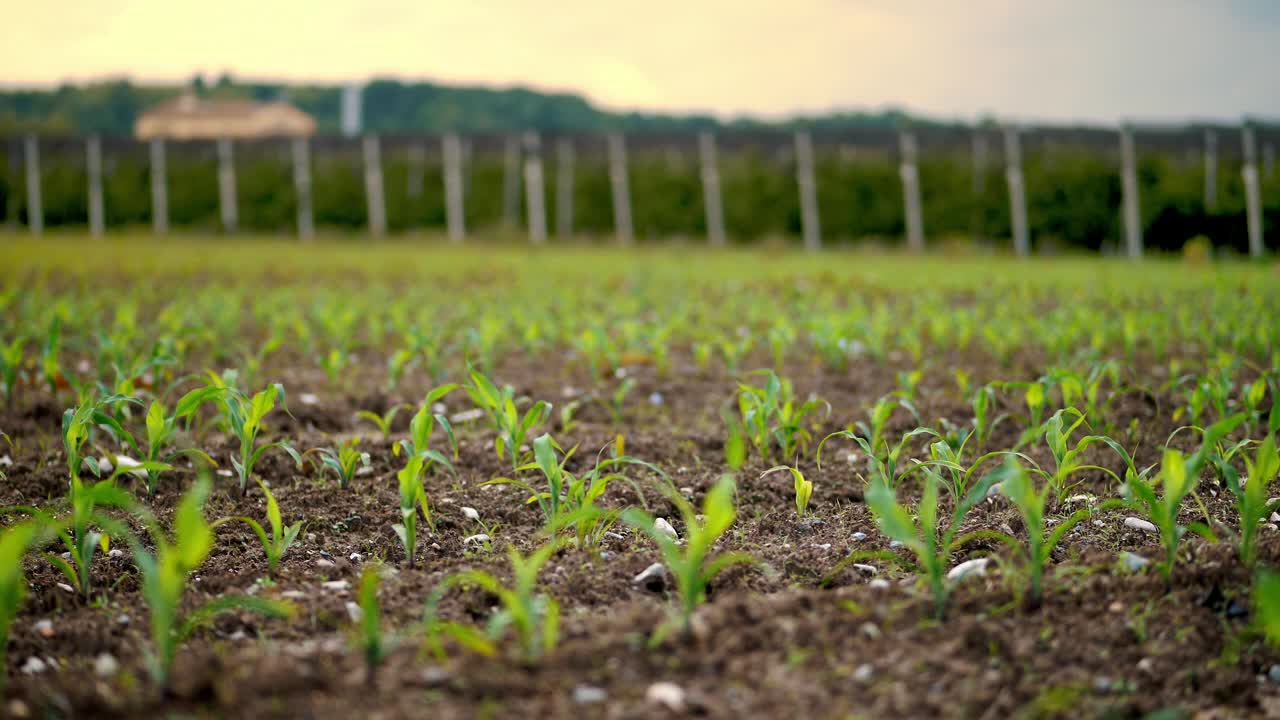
[393,452,435,567]
[464,367,551,471]
[306,437,371,489]
[1212,429,1280,569]
[0,336,23,406]
[354,564,387,687]
[139,390,221,498]
[760,465,814,518]
[0,521,43,688]
[818,426,940,490]
[735,370,830,462]
[622,475,754,639]
[1255,570,1280,648]
[212,478,303,579]
[209,382,302,496]
[356,404,407,441]
[423,541,561,664]
[132,476,294,690]
[853,460,1008,619]
[603,376,636,426]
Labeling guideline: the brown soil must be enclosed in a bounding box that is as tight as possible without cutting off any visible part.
[2,351,1278,719]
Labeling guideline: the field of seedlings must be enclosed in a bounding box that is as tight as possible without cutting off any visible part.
[2,236,1280,718]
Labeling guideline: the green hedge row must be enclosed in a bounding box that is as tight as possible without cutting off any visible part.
[1,140,1276,252]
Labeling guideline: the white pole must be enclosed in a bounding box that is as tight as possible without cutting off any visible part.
[216,137,238,233]
[794,130,820,251]
[86,136,104,237]
[1119,125,1142,259]
[1003,125,1030,256]
[1203,129,1218,212]
[1242,124,1264,258]
[363,134,387,238]
[150,138,169,235]
[522,132,547,244]
[699,130,727,247]
[23,135,42,236]
[291,136,314,241]
[442,133,466,243]
[899,131,925,252]
[607,132,634,245]
[555,138,575,238]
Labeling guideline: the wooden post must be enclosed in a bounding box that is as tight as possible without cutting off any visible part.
[522,132,548,244]
[1003,125,1030,256]
[698,131,727,247]
[442,133,466,243]
[23,135,42,236]
[291,136,314,241]
[1242,124,1264,258]
[607,132,634,245]
[406,142,425,199]
[149,138,169,235]
[363,134,387,238]
[86,136,104,237]
[1119,125,1142,259]
[217,138,237,233]
[1203,129,1218,212]
[899,131,925,252]
[794,130,820,251]
[555,138,575,238]
[502,135,521,230]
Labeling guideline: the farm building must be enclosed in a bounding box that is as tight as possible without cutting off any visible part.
[134,93,316,140]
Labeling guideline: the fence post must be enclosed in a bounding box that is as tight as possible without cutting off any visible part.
[899,130,925,252]
[86,136,104,237]
[699,130,727,247]
[502,135,521,230]
[794,130,820,251]
[442,133,466,243]
[149,138,169,235]
[291,136,314,241]
[607,132,634,245]
[1203,129,1218,212]
[1119,125,1142,259]
[523,132,547,244]
[363,134,387,238]
[217,138,238,233]
[23,135,42,236]
[555,138,575,238]
[1242,124,1264,258]
[1003,125,1030,256]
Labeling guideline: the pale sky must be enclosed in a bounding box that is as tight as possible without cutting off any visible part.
[4,0,1278,122]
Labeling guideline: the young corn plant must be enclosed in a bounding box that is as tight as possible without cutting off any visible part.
[1211,419,1279,569]
[1124,413,1245,585]
[423,541,562,664]
[853,461,1007,620]
[139,390,221,498]
[212,478,303,579]
[603,377,636,426]
[621,475,754,640]
[356,404,407,441]
[464,368,551,471]
[210,382,303,496]
[760,465,814,518]
[354,564,388,687]
[818,426,940,490]
[1031,408,1132,501]
[0,336,23,406]
[132,476,294,690]
[393,453,435,568]
[306,437,371,489]
[489,434,659,550]
[735,370,829,462]
[0,521,43,688]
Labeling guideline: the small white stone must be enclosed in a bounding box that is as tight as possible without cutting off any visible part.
[349,553,363,563]
[345,601,363,623]
[1064,494,1095,505]
[572,685,608,704]
[648,392,664,406]
[316,559,336,569]
[93,653,119,677]
[0,455,12,467]
[108,548,123,558]
[355,466,374,476]
[57,583,74,593]
[654,518,679,540]
[853,663,875,682]
[461,507,480,522]
[449,408,485,423]
[322,580,350,592]
[868,578,891,589]
[1120,552,1150,572]
[32,619,53,638]
[947,557,990,581]
[632,563,667,589]
[851,532,867,542]
[113,455,148,479]
[851,564,878,576]
[20,657,46,675]
[463,534,490,545]
[1270,512,1280,523]
[299,393,320,405]
[645,682,686,712]
[216,469,234,477]
[1124,517,1158,533]
[813,543,832,551]
[281,590,307,600]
